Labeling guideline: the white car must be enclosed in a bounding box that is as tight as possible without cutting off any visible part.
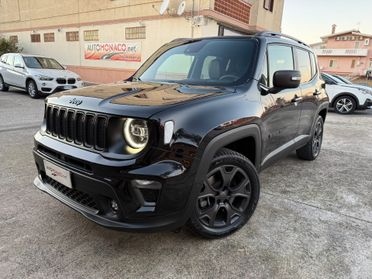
[0,53,83,98]
[321,73,372,114]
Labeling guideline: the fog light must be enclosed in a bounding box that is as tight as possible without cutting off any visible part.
[110,200,119,213]
[132,179,161,189]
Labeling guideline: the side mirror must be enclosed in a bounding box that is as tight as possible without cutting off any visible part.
[273,70,301,89]
[14,64,24,69]
[63,65,67,70]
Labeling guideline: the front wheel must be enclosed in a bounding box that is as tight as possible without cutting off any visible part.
[334,96,356,114]
[296,116,324,161]
[188,148,260,238]
[0,75,9,92]
[27,80,41,98]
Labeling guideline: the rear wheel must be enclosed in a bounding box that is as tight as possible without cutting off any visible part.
[0,75,9,92]
[296,116,324,161]
[334,96,356,114]
[27,80,41,98]
[188,148,260,238]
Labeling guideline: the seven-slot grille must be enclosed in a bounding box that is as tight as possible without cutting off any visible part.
[45,105,109,150]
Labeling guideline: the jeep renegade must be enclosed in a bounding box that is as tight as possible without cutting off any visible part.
[33,32,329,238]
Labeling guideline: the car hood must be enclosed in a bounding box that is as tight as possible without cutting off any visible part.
[27,68,79,78]
[47,81,231,118]
[340,83,372,92]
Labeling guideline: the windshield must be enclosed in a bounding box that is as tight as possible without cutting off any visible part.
[332,75,352,84]
[136,38,258,86]
[23,57,64,70]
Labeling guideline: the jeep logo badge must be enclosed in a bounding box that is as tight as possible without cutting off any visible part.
[69,98,83,106]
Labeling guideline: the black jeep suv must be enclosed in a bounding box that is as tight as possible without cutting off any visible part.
[33,32,329,238]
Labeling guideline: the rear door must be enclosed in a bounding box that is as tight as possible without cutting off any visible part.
[295,48,322,136]
[260,44,302,162]
[1,54,13,84]
[10,55,27,88]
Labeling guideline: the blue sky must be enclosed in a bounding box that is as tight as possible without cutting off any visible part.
[281,0,372,44]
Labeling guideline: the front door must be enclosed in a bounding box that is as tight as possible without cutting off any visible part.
[260,44,302,163]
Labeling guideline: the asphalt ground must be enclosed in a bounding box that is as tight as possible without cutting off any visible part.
[0,88,371,279]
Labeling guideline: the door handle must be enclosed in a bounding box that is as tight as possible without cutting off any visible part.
[313,89,321,96]
[292,96,303,103]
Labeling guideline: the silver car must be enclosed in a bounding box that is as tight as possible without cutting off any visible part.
[0,53,83,98]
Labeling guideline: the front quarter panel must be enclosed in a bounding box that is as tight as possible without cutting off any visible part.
[150,82,262,169]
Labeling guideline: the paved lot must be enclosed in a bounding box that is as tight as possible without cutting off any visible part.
[0,88,371,279]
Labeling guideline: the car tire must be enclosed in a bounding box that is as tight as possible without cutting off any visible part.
[296,116,324,161]
[0,75,9,92]
[188,148,260,238]
[27,80,41,99]
[334,95,356,114]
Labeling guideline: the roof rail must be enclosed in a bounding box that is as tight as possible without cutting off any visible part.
[256,32,309,47]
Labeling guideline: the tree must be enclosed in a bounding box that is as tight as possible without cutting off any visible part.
[0,37,22,56]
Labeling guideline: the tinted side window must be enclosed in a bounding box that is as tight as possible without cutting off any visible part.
[267,45,294,87]
[321,74,334,84]
[296,48,312,83]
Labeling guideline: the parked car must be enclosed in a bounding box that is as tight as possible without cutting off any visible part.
[32,32,329,238]
[0,53,83,98]
[331,74,372,90]
[321,73,372,114]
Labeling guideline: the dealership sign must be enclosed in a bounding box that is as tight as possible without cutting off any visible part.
[84,42,141,62]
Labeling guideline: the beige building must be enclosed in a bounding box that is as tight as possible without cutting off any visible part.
[0,0,284,83]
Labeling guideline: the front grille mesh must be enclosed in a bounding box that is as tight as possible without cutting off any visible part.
[45,176,99,210]
[56,78,66,84]
[45,105,109,151]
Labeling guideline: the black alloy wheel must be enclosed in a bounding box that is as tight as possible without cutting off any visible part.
[188,148,260,238]
[296,115,324,161]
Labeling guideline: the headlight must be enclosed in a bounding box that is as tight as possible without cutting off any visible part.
[38,75,53,81]
[123,118,149,149]
[76,77,82,81]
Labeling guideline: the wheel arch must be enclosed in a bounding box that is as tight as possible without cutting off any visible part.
[331,92,359,107]
[197,124,262,175]
[25,77,37,89]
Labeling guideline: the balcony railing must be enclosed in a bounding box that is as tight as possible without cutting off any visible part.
[314,48,368,56]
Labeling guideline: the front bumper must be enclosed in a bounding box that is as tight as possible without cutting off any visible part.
[358,98,372,110]
[33,132,198,232]
[36,80,84,94]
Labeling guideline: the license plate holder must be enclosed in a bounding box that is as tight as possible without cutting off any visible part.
[44,160,72,189]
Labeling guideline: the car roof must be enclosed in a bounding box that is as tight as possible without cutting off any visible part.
[171,32,313,52]
[1,53,49,58]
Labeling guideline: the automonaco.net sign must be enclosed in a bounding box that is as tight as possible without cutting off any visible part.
[84,42,141,62]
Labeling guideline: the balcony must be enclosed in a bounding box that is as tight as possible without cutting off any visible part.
[314,48,368,57]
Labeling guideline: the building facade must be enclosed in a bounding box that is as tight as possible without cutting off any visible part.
[0,0,284,83]
[312,28,372,77]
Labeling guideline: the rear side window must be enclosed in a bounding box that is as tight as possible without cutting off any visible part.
[295,48,312,83]
[267,45,294,87]
[310,53,318,77]
[1,54,8,64]
[6,54,14,66]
